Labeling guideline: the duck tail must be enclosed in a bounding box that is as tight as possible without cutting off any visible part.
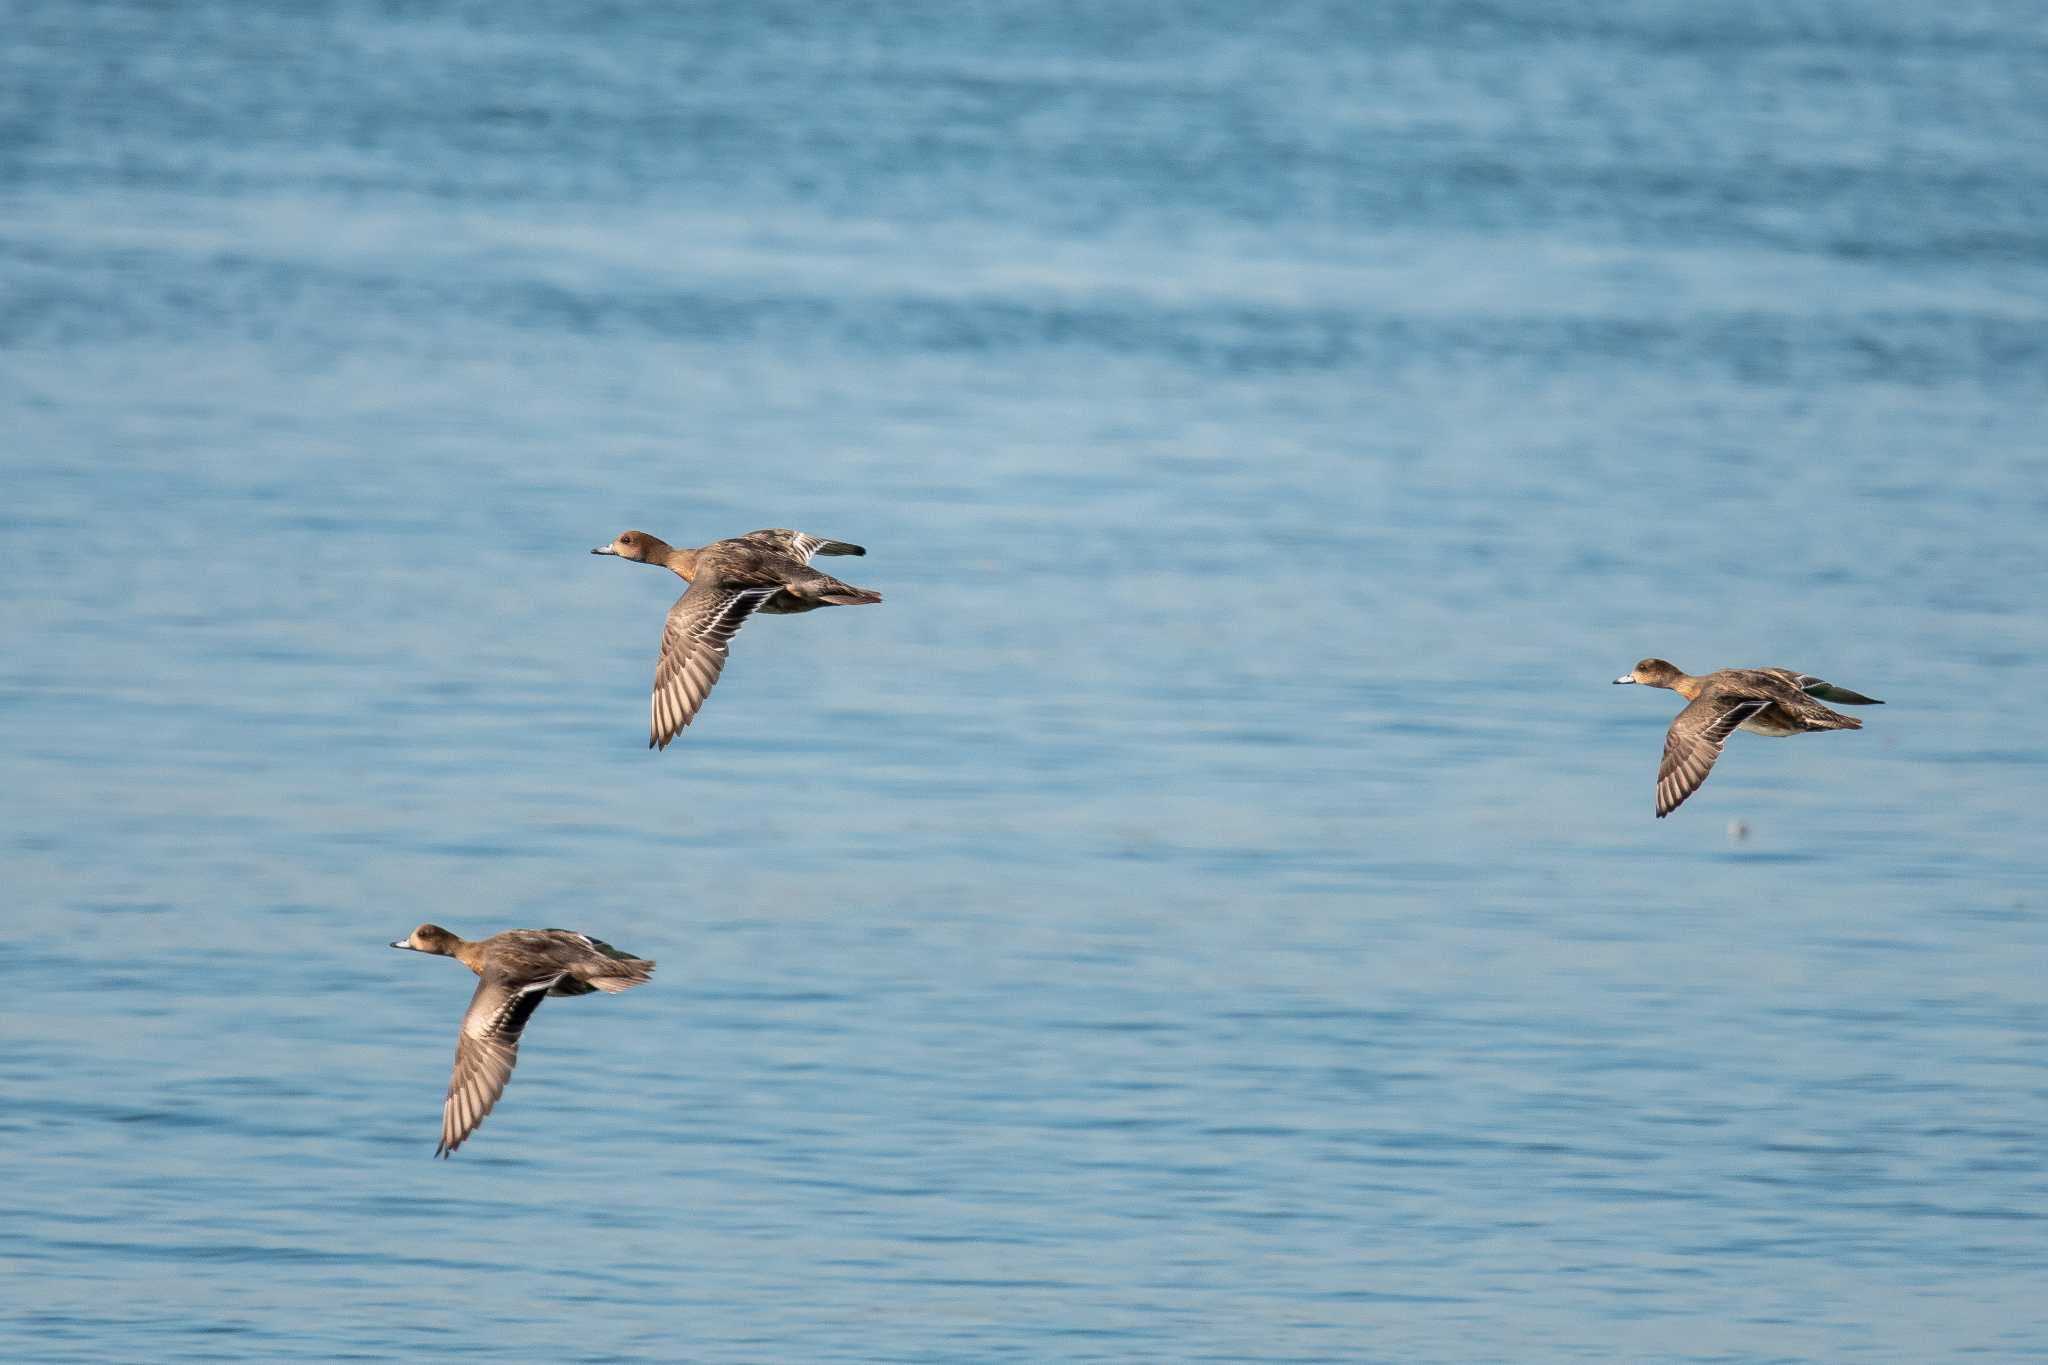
[811,539,865,557]
[1809,683,1883,705]
[818,585,883,606]
[1808,711,1861,732]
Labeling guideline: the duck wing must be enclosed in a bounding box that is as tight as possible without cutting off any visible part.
[736,528,866,563]
[538,929,641,962]
[1757,668,1884,706]
[1657,695,1771,818]
[649,583,779,748]
[535,930,657,992]
[439,974,559,1157]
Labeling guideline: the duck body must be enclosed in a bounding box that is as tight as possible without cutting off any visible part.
[1613,658,1883,818]
[693,530,879,616]
[592,526,881,748]
[390,923,655,1157]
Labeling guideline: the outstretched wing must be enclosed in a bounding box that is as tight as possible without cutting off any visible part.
[1657,696,1770,818]
[649,584,778,748]
[439,975,558,1157]
[736,528,866,564]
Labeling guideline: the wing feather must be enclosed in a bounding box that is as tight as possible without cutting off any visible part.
[648,584,775,748]
[438,975,557,1157]
[735,528,865,564]
[1656,697,1768,818]
[1753,667,1882,706]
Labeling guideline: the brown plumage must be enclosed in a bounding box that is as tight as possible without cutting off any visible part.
[389,923,655,1157]
[591,527,882,749]
[1613,658,1883,818]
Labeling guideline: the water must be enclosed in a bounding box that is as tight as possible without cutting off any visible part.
[4,1,2046,1359]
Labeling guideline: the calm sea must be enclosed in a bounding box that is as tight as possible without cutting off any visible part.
[3,1,2045,1360]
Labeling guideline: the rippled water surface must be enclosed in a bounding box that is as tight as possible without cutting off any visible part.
[4,2,2046,1360]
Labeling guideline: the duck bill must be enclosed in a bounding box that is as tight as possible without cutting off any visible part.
[389,939,418,950]
[590,545,618,556]
[1612,674,1636,685]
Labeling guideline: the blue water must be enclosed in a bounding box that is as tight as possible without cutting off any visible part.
[4,1,2046,1359]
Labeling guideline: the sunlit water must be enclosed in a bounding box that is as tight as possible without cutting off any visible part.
[3,2,2045,1360]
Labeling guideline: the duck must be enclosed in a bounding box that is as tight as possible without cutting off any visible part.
[390,924,655,1157]
[592,528,882,749]
[1613,659,1883,818]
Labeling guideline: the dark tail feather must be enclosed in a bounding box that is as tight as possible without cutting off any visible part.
[820,587,882,606]
[1808,682,1882,705]
[814,539,865,557]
